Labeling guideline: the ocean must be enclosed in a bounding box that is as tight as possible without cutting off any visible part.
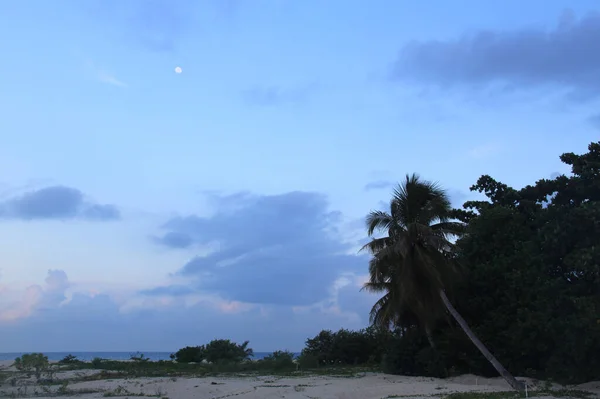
[0,351,285,362]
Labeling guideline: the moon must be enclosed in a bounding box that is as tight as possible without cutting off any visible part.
[174,66,182,74]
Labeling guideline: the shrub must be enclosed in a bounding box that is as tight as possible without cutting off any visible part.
[296,352,319,369]
[14,353,49,380]
[130,352,150,363]
[204,339,253,364]
[172,346,204,363]
[259,350,296,371]
[58,354,80,365]
[91,357,104,367]
[302,326,392,366]
[173,339,254,364]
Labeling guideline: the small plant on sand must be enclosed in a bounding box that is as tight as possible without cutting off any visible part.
[14,353,49,380]
[91,357,104,367]
[130,352,150,363]
[58,354,80,365]
[259,350,296,371]
[57,380,70,394]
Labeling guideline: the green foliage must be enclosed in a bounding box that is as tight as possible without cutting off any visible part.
[91,357,105,368]
[361,173,463,333]
[296,352,320,369]
[171,346,204,363]
[58,354,80,365]
[257,350,296,371]
[204,339,253,363]
[362,141,600,385]
[302,326,392,365]
[172,339,253,364]
[14,353,49,380]
[130,352,150,363]
[442,142,600,384]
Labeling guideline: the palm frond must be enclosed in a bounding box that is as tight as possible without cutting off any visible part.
[365,210,395,236]
[361,172,462,335]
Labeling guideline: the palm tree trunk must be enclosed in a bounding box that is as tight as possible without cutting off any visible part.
[439,290,524,392]
[425,326,436,349]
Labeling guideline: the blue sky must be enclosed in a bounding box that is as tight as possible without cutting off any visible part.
[0,0,599,352]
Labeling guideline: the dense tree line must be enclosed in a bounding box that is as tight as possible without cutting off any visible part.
[167,143,598,385]
[305,142,600,385]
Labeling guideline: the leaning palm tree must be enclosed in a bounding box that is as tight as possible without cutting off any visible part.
[361,173,523,391]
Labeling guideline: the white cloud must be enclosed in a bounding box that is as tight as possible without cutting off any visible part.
[84,60,128,88]
[0,269,376,352]
[97,71,128,87]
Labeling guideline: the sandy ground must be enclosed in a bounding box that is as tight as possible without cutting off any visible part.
[1,360,599,399]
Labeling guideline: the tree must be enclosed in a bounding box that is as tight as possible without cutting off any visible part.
[203,339,253,363]
[362,173,524,391]
[448,142,600,383]
[172,339,254,364]
[14,353,50,381]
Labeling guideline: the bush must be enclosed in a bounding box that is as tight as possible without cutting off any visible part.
[14,353,49,380]
[173,339,254,364]
[302,326,392,366]
[58,354,80,365]
[130,352,150,363]
[296,352,319,369]
[259,350,296,371]
[381,329,427,376]
[91,357,104,367]
[204,339,253,363]
[172,346,204,363]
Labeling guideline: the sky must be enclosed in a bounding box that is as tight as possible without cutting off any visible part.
[0,0,599,353]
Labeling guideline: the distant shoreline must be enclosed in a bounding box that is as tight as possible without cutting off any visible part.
[0,351,296,362]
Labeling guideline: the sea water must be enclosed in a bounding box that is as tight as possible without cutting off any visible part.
[0,351,288,362]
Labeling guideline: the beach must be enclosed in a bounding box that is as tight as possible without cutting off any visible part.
[1,360,599,399]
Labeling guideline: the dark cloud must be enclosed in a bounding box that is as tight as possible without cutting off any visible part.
[151,191,366,306]
[0,186,120,221]
[241,85,313,107]
[140,284,195,296]
[1,269,376,352]
[39,270,70,310]
[393,12,600,99]
[154,231,193,249]
[588,114,600,129]
[363,180,394,191]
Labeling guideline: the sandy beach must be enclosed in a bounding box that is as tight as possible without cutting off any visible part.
[1,360,599,399]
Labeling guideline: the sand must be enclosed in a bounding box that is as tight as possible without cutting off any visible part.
[1,360,598,398]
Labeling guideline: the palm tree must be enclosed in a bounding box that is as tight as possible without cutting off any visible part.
[361,174,524,391]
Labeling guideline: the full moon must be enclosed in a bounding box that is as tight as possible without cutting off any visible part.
[174,66,182,74]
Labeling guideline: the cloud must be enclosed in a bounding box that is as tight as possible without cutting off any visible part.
[153,231,193,249]
[393,11,600,99]
[588,114,600,129]
[0,186,120,221]
[85,60,127,88]
[0,269,377,352]
[0,270,69,322]
[363,180,394,191]
[151,191,366,306]
[97,71,127,88]
[241,85,313,107]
